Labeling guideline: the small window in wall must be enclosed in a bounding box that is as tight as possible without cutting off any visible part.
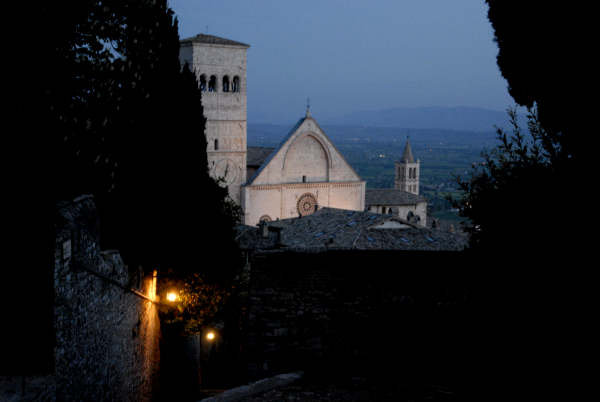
[214,139,219,150]
[259,215,272,223]
[232,76,240,92]
[223,75,230,92]
[302,175,306,183]
[199,74,207,91]
[208,75,217,92]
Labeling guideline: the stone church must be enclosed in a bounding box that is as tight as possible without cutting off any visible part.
[180,34,426,226]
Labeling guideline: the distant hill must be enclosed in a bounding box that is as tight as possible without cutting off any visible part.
[248,124,498,148]
[324,106,525,132]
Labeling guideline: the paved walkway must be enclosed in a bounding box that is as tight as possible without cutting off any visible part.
[238,381,459,401]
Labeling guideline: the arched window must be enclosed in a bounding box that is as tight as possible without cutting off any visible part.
[214,139,219,150]
[302,175,306,183]
[232,76,240,92]
[199,74,207,91]
[259,215,272,223]
[222,75,230,92]
[208,75,217,92]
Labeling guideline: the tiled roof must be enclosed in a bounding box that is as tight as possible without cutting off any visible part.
[180,33,250,48]
[245,116,307,185]
[365,188,426,206]
[236,207,467,252]
[247,146,275,167]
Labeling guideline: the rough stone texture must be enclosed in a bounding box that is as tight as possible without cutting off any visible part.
[244,249,475,383]
[0,376,56,401]
[180,35,249,204]
[242,116,365,225]
[236,208,466,252]
[54,196,160,401]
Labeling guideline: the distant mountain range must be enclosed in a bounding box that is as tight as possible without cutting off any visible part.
[324,106,525,132]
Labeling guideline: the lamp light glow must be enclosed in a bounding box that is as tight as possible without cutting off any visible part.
[166,292,178,302]
[206,331,215,341]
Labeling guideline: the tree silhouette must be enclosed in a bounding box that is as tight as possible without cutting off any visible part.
[455,107,567,253]
[486,1,584,161]
[7,0,243,374]
[28,0,243,281]
[451,4,590,398]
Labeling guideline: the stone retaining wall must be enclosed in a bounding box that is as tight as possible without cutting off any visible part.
[245,249,476,384]
[53,195,160,401]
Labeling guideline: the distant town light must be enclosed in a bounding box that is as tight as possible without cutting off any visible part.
[206,331,216,341]
[166,292,178,302]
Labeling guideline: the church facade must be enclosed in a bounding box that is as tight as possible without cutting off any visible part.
[241,109,365,225]
[180,33,425,226]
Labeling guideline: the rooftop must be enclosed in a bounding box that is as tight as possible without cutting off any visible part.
[247,146,275,168]
[365,188,427,206]
[236,207,467,252]
[180,33,250,48]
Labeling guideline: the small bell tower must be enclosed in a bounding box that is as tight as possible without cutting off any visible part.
[395,137,420,195]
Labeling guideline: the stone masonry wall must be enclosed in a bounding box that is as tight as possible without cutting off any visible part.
[54,196,160,401]
[245,249,476,384]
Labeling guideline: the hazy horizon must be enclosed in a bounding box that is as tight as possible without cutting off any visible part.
[169,0,515,125]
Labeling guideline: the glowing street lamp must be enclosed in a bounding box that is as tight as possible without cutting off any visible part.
[166,291,178,302]
[206,331,216,341]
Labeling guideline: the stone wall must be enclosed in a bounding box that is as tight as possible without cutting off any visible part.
[245,249,477,385]
[54,195,160,401]
[369,201,428,226]
[181,41,249,205]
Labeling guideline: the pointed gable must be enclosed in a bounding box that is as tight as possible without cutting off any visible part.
[247,115,362,186]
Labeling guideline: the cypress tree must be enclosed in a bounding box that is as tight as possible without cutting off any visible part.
[7,0,242,374]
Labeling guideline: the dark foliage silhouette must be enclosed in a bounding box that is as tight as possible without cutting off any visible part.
[486,1,586,161]
[7,0,242,376]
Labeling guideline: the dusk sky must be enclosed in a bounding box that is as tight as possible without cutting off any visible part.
[169,0,514,124]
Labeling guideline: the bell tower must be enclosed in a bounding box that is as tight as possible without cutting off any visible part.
[179,34,250,205]
[395,137,420,195]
